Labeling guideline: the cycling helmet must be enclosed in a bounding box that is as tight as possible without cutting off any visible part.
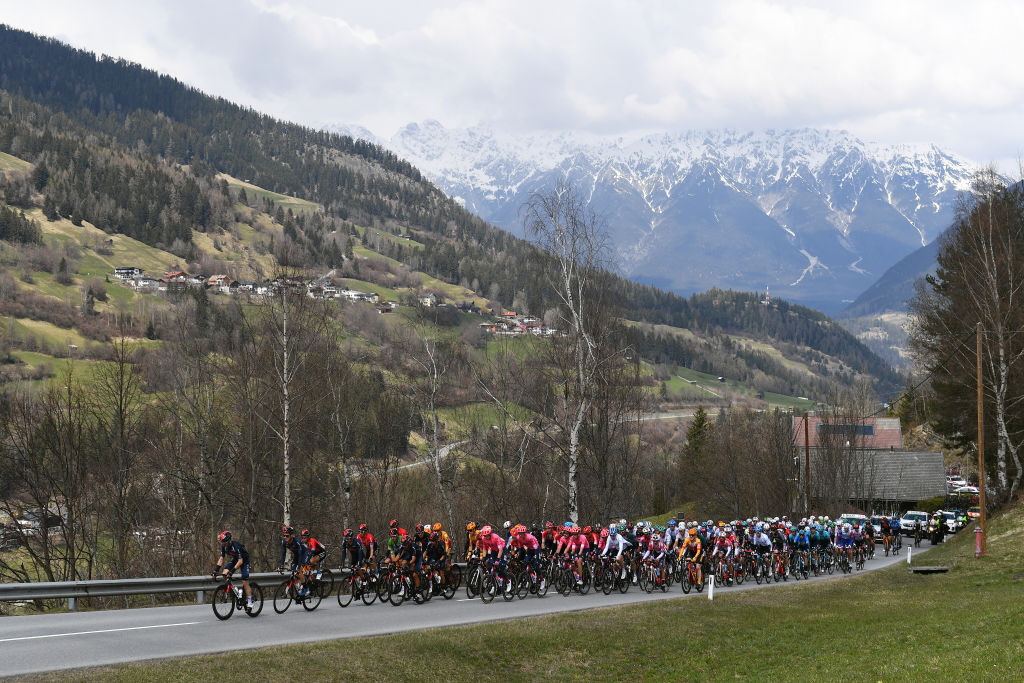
[390,528,399,537]
[583,526,592,534]
[619,518,628,527]
[282,525,294,536]
[480,525,493,536]
[415,524,424,533]
[545,521,554,529]
[401,534,412,545]
[433,523,442,532]
[301,528,311,537]
[466,521,477,531]
[430,532,440,541]
[531,525,540,535]
[570,525,581,534]
[359,523,368,532]
[688,528,697,537]
[668,519,677,527]
[344,528,353,537]
[389,519,398,528]
[503,520,512,530]
[608,524,618,534]
[600,528,609,538]
[218,530,232,544]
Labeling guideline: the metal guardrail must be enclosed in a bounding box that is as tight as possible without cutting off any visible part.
[0,568,352,611]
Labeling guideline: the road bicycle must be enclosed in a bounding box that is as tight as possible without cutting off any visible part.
[680,557,705,593]
[273,568,321,613]
[212,573,263,620]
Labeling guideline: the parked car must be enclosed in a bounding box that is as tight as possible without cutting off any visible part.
[946,475,967,489]
[900,511,929,535]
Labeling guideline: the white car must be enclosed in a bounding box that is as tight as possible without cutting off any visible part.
[900,511,929,535]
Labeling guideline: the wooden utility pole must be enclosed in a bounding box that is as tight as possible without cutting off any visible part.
[804,412,811,515]
[976,322,987,555]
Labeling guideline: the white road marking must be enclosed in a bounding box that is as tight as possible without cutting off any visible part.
[0,621,200,643]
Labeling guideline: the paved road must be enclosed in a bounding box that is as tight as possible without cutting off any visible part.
[0,545,927,677]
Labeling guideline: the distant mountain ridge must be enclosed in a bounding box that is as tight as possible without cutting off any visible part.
[332,121,977,314]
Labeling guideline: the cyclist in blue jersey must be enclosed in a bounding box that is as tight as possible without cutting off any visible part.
[277,525,310,596]
[214,531,253,608]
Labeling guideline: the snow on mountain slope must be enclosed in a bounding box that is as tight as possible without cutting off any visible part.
[327,122,977,313]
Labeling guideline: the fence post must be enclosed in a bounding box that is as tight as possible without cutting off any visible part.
[67,596,78,611]
[196,590,205,605]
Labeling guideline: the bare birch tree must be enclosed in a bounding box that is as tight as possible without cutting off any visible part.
[522,182,612,523]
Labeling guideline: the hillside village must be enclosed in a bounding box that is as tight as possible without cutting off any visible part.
[112,263,560,336]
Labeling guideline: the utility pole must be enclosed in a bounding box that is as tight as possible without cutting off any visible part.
[803,412,811,516]
[976,322,987,556]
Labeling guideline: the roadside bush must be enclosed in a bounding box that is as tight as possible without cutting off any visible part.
[917,495,945,513]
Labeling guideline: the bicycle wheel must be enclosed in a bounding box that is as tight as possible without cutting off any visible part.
[246,583,264,617]
[536,571,550,597]
[337,576,354,607]
[578,565,591,595]
[388,574,405,606]
[681,568,692,594]
[273,581,293,614]
[317,570,335,598]
[480,573,497,604]
[734,562,745,585]
[302,585,322,611]
[465,565,482,599]
[212,585,234,620]
[443,570,457,600]
[360,576,377,605]
[449,564,463,591]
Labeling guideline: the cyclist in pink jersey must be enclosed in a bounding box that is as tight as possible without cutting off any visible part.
[564,526,589,585]
[507,524,540,572]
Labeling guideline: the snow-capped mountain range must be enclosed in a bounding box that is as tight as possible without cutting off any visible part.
[329,121,978,313]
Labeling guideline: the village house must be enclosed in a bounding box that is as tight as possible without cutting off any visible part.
[114,266,144,280]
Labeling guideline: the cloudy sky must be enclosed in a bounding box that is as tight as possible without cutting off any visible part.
[7,1,1024,168]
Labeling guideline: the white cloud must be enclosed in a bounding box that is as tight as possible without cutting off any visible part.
[5,0,1024,168]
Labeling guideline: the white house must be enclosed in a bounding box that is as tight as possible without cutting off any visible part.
[114,266,144,280]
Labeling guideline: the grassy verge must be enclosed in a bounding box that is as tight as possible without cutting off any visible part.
[38,501,1024,682]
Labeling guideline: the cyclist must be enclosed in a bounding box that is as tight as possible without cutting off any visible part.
[464,522,480,559]
[301,529,327,569]
[643,532,667,585]
[679,527,704,584]
[837,523,854,564]
[507,524,540,574]
[602,524,633,580]
[424,531,449,583]
[432,523,451,555]
[477,525,510,595]
[214,531,253,608]
[278,525,309,595]
[560,525,589,585]
[340,528,362,569]
[356,523,376,565]
[394,534,424,592]
[793,525,811,572]
[389,519,408,541]
[750,524,772,570]
[540,521,558,553]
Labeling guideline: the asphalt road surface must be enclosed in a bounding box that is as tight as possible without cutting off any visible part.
[0,544,928,677]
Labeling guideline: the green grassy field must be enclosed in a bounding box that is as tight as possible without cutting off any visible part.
[44,501,1024,682]
[217,173,321,214]
[673,366,816,411]
[0,150,32,172]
